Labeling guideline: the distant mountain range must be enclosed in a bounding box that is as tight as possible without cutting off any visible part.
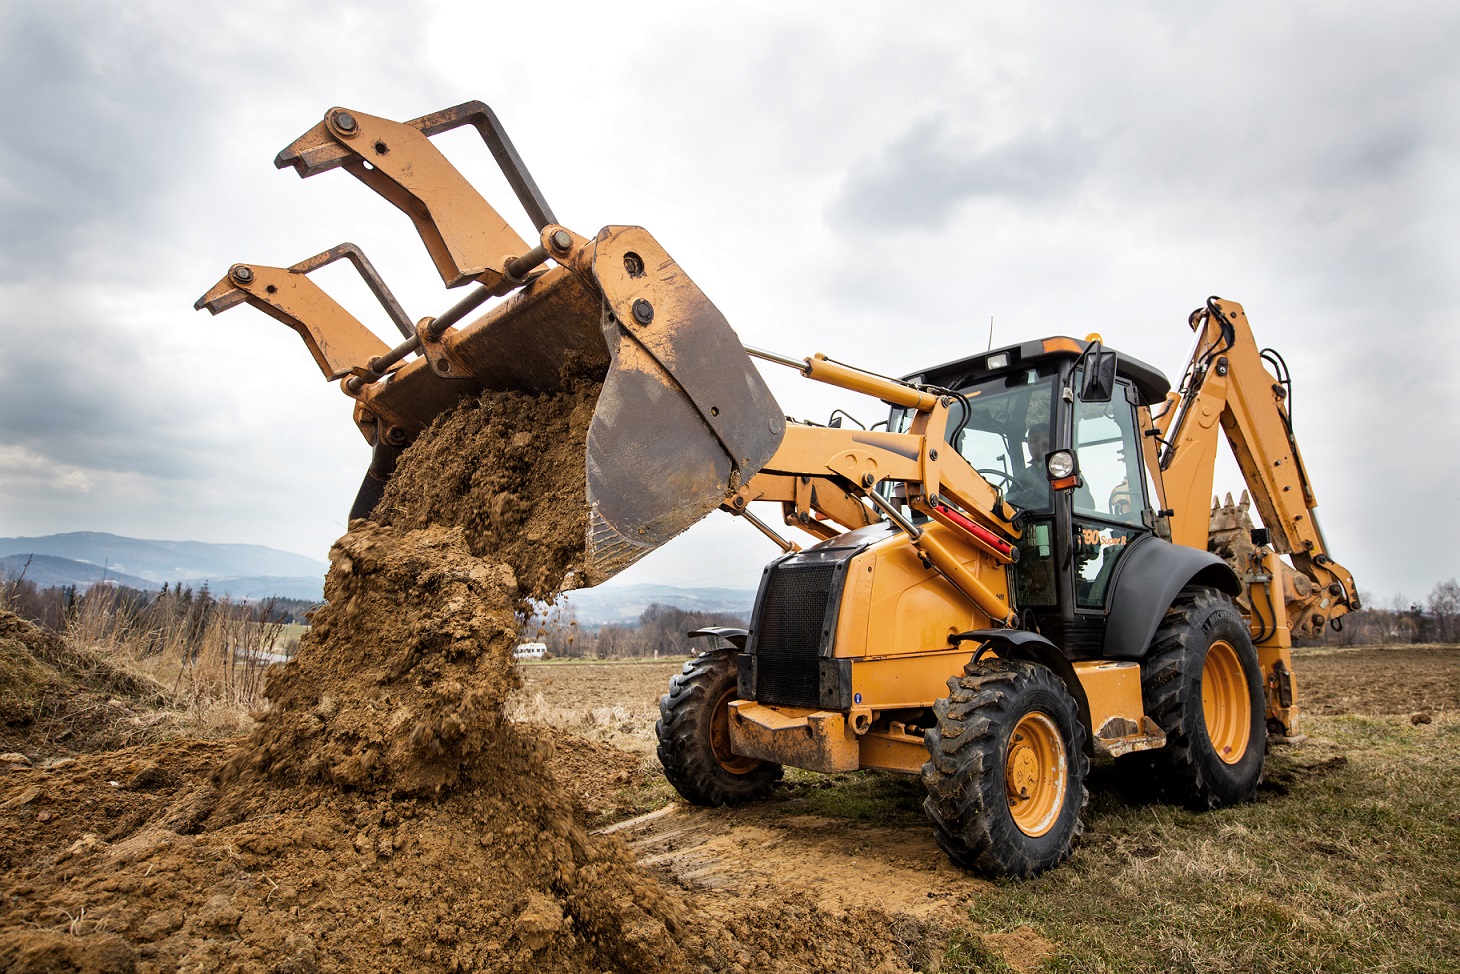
[0,532,328,602]
[0,532,759,617]
[557,582,756,626]
[0,554,156,592]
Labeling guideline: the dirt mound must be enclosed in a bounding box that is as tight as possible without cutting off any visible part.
[376,377,600,600]
[542,732,651,821]
[217,524,523,798]
[0,610,172,759]
[2,721,694,972]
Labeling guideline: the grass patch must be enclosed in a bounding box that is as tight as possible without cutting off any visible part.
[775,768,931,827]
[945,714,1460,973]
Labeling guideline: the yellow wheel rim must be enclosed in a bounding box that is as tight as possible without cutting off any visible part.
[1201,639,1252,765]
[1004,712,1068,837]
[709,686,761,775]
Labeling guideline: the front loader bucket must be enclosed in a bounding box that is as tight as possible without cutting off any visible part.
[580,227,785,581]
[195,103,783,586]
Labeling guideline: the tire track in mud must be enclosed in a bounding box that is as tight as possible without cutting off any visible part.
[605,802,989,917]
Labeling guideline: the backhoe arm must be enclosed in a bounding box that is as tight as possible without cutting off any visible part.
[1155,298,1358,640]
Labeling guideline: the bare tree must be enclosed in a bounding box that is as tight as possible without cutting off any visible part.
[1426,578,1460,644]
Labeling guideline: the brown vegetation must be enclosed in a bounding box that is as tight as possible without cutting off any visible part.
[0,578,297,756]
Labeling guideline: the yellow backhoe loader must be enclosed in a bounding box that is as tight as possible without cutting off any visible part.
[198,102,1357,878]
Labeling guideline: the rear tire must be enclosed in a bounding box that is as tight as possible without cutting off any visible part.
[1141,585,1266,808]
[922,660,1088,878]
[656,652,781,805]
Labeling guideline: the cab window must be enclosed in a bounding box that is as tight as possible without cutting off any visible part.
[1072,379,1146,526]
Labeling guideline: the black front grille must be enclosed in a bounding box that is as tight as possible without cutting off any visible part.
[753,563,835,707]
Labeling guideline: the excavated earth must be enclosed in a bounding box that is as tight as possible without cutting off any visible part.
[0,377,949,974]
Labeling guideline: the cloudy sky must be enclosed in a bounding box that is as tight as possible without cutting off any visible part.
[2,1,1455,603]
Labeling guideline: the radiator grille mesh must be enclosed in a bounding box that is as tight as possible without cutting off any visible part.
[754,563,835,707]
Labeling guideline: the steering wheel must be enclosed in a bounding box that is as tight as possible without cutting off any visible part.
[976,469,1012,489]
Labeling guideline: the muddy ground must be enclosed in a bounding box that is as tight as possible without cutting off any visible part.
[3,626,1457,972]
[518,644,1460,960]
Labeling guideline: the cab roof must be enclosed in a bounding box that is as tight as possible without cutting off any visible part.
[904,336,1172,406]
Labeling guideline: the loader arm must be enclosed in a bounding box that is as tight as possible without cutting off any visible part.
[1155,297,1358,643]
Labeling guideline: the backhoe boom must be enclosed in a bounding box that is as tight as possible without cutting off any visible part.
[1155,296,1357,648]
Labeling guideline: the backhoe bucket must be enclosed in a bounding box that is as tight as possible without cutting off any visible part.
[195,103,783,585]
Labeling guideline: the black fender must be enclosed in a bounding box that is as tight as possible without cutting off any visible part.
[687,627,748,651]
[1102,534,1240,659]
[953,630,1095,756]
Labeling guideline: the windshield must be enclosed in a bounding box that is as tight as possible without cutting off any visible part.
[893,368,1056,510]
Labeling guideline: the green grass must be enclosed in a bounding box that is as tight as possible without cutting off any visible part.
[776,767,932,827]
[943,714,1460,973]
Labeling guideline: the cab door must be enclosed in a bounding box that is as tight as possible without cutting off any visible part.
[1069,379,1152,611]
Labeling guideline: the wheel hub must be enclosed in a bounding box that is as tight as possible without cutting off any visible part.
[1201,639,1252,765]
[709,685,762,775]
[1003,712,1068,838]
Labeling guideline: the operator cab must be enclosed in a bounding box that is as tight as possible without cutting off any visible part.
[895,338,1172,659]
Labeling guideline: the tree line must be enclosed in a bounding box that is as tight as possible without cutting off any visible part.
[10,564,1455,659]
[522,602,749,659]
[1312,578,1460,647]
[2,574,318,636]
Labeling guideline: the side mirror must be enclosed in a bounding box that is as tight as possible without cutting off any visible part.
[1080,350,1118,403]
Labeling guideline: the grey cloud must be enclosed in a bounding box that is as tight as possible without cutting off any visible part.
[0,0,441,285]
[0,296,223,480]
[0,1,445,487]
[827,117,1096,232]
[0,5,214,283]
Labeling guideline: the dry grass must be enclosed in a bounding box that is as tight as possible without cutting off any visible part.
[943,714,1460,973]
[508,658,685,760]
[0,584,289,755]
[507,690,660,757]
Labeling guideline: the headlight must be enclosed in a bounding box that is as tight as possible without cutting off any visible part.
[1046,450,1076,479]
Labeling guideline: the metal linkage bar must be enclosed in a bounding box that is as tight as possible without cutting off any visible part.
[344,243,554,393]
[287,243,415,340]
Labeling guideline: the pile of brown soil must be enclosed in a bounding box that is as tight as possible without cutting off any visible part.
[216,524,524,799]
[376,376,600,600]
[0,611,172,759]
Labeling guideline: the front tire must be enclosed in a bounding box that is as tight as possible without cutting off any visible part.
[922,660,1089,879]
[656,652,781,805]
[1141,585,1266,808]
